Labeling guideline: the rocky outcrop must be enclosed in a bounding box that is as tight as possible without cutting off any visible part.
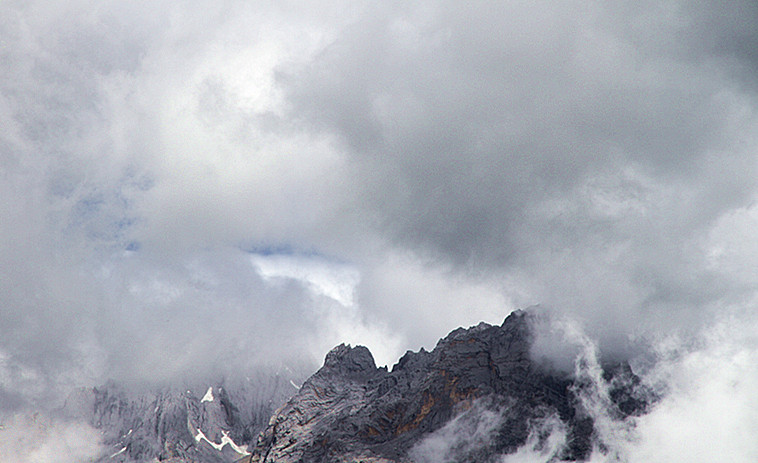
[248,311,649,462]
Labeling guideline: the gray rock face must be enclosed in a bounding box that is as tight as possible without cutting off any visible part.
[248,311,649,463]
[63,373,301,463]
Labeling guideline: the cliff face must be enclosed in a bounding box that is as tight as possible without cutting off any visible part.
[249,311,648,463]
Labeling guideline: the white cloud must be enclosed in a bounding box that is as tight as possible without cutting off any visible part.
[355,251,517,353]
[410,400,515,463]
[530,310,758,462]
[0,413,104,463]
[624,311,758,462]
[251,253,360,307]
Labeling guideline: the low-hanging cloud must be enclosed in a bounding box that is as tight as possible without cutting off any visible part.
[409,314,758,462]
[0,412,104,463]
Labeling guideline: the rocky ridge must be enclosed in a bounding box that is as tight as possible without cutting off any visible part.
[248,311,650,462]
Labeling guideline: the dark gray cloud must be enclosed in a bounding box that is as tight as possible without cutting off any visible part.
[280,0,758,345]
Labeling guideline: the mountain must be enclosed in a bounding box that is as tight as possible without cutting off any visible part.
[59,310,650,462]
[247,311,651,462]
[62,373,301,463]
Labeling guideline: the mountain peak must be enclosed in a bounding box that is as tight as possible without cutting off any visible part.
[323,343,378,375]
[249,309,649,463]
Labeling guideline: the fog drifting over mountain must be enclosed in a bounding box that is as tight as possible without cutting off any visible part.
[2,0,758,461]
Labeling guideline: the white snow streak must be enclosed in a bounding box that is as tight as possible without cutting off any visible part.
[194,429,249,455]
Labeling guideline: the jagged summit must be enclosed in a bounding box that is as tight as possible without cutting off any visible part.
[321,344,382,378]
[248,310,648,463]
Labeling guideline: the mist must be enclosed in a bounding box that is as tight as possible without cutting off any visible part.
[2,0,758,461]
[408,314,758,462]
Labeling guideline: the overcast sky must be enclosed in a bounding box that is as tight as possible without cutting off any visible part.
[2,4,758,452]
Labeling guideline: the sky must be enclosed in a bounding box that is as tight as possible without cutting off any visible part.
[2,0,758,460]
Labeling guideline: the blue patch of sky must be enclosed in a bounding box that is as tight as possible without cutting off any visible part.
[241,242,355,267]
[241,243,298,256]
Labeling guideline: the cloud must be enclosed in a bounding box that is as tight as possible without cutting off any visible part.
[251,253,360,307]
[498,417,567,463]
[623,309,758,462]
[408,397,569,463]
[408,399,550,463]
[279,0,758,346]
[526,311,758,462]
[2,2,758,460]
[355,251,516,353]
[434,313,758,462]
[0,412,104,463]
[0,0,357,402]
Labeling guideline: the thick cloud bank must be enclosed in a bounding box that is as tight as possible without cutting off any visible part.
[2,0,758,460]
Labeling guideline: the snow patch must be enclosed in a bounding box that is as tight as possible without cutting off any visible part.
[110,447,126,458]
[194,429,249,455]
[289,380,301,390]
[201,386,214,403]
